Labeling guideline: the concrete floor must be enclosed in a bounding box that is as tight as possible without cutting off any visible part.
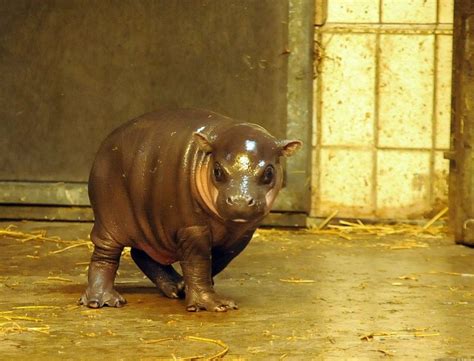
[0,221,473,360]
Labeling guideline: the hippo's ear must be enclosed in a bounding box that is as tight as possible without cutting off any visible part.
[193,132,213,153]
[279,140,302,157]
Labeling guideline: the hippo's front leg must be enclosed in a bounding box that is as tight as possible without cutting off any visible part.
[212,229,255,278]
[80,231,126,308]
[178,226,237,312]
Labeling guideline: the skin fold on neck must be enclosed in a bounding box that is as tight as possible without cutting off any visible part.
[195,154,222,221]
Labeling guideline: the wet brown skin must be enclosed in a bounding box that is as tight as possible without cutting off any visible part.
[80,108,301,312]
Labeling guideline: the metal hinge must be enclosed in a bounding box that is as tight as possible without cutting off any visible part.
[462,219,474,246]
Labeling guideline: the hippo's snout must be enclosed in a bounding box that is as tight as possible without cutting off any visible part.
[223,194,264,222]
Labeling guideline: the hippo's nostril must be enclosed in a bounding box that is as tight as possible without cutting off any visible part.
[227,196,256,207]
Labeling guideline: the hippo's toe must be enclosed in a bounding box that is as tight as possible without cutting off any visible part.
[156,277,185,299]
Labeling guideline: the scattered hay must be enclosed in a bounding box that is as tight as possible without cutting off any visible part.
[46,277,73,283]
[389,240,429,250]
[321,221,444,238]
[0,225,92,255]
[49,242,90,254]
[373,349,395,357]
[317,210,338,230]
[75,262,90,266]
[0,307,52,336]
[279,278,316,284]
[0,225,64,244]
[0,315,43,322]
[0,322,50,335]
[12,306,60,310]
[360,329,440,341]
[397,275,418,281]
[429,271,474,278]
[32,276,75,285]
[309,207,448,239]
[255,208,448,244]
[141,335,229,360]
[422,207,448,230]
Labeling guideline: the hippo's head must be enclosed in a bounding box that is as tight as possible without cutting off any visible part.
[193,123,302,223]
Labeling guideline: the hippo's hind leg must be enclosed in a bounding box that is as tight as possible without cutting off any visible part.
[79,229,126,308]
[131,248,184,299]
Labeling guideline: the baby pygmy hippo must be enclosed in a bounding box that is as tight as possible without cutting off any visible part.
[80,108,301,312]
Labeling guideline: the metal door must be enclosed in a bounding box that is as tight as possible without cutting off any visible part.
[0,0,313,226]
[447,0,474,245]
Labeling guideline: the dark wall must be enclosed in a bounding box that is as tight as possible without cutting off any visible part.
[0,0,289,182]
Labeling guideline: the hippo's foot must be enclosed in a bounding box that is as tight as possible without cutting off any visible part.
[186,289,238,312]
[79,287,127,308]
[130,248,185,299]
[156,277,185,299]
[79,260,126,308]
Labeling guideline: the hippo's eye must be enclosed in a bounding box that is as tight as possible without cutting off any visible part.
[213,162,225,182]
[262,165,275,185]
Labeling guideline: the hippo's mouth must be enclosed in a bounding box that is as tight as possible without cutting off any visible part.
[232,218,249,223]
